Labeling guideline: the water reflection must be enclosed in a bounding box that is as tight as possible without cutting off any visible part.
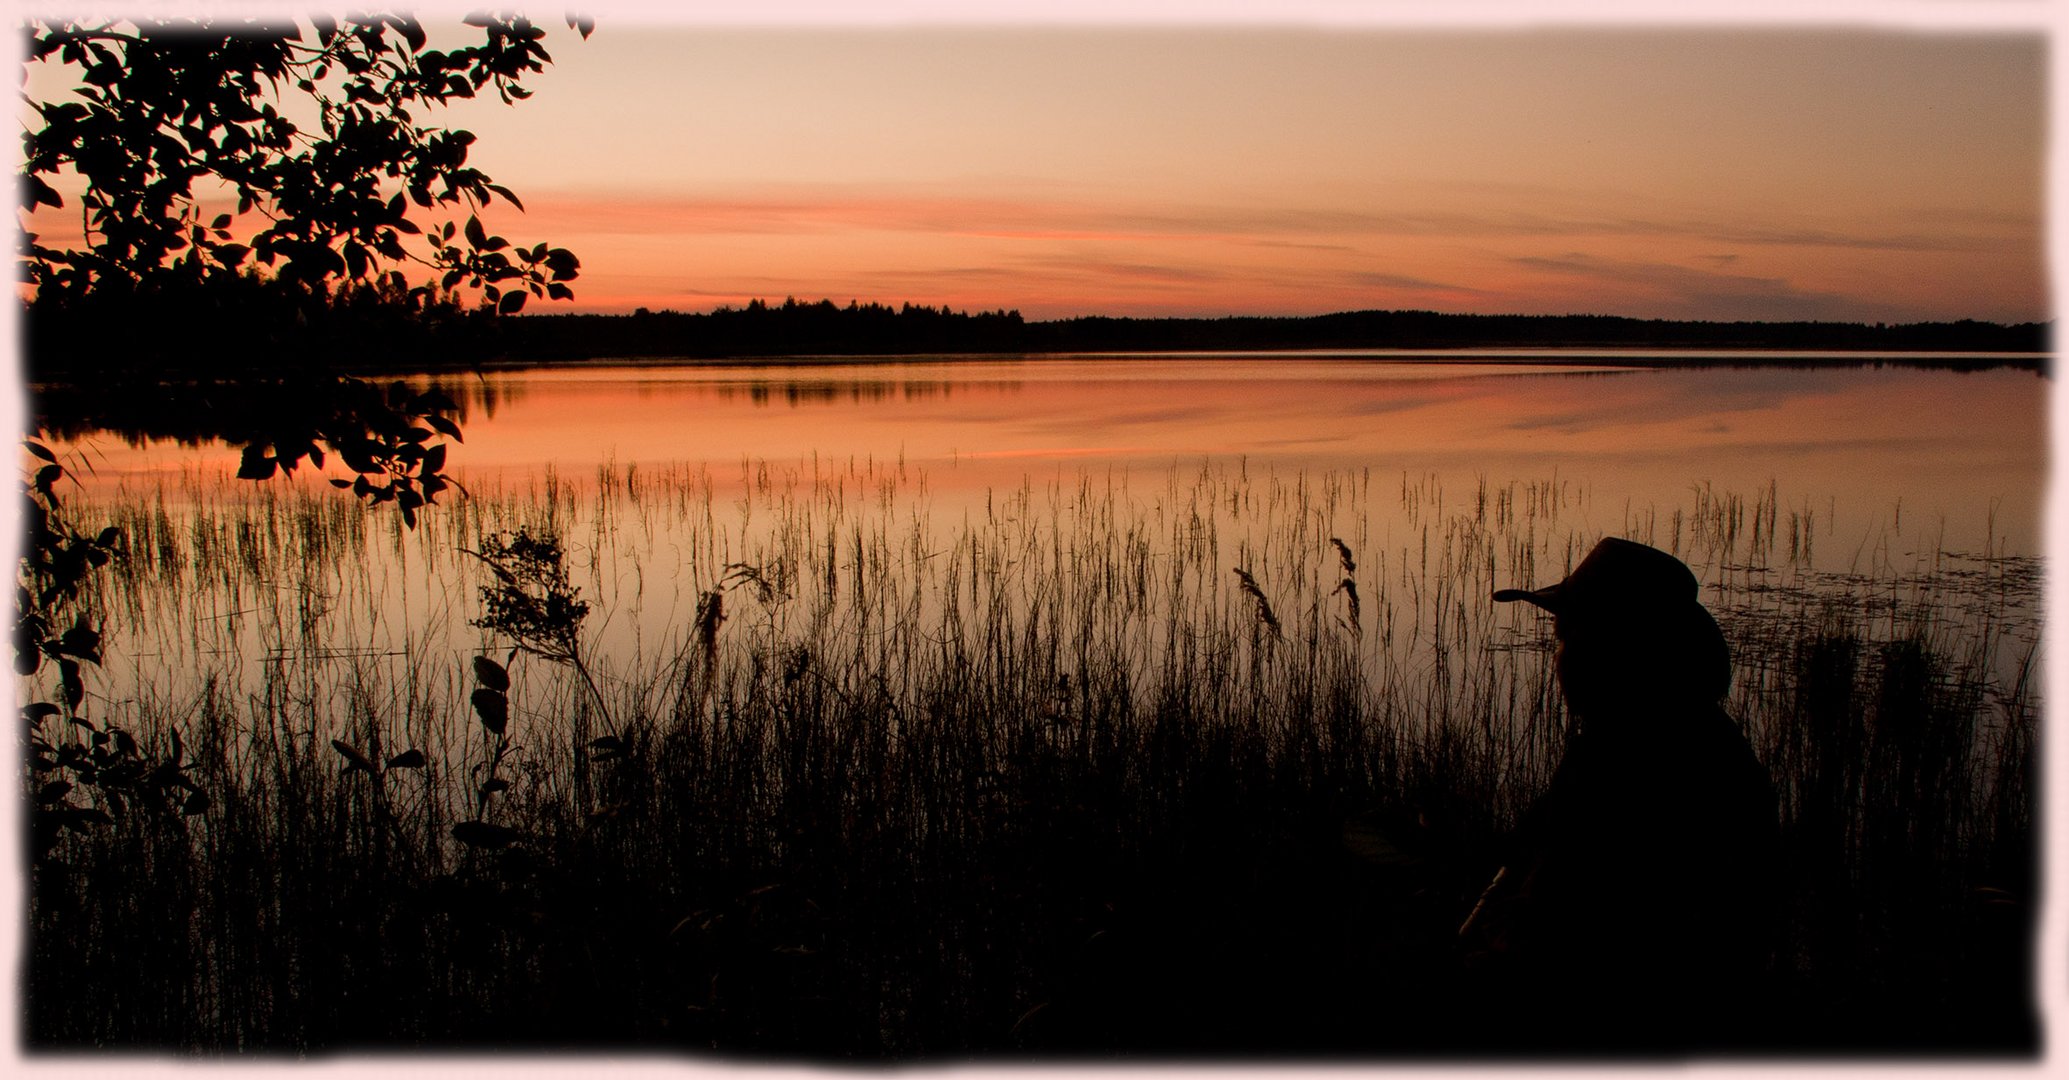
[24,351,2047,1055]
[716,379,972,407]
[37,354,2047,560]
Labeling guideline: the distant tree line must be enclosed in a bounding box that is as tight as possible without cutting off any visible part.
[23,271,508,380]
[1025,310,2051,354]
[510,297,1029,360]
[502,302,2049,362]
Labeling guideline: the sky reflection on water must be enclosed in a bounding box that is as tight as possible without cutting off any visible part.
[44,354,2046,751]
[57,354,2045,557]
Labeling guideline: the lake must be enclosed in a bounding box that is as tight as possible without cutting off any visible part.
[28,350,2047,1054]
[46,350,2044,743]
[63,351,2046,542]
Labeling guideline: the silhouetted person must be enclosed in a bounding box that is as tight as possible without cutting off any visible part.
[1464,537,1780,1053]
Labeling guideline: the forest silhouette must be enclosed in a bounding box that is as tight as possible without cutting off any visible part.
[505,299,2047,364]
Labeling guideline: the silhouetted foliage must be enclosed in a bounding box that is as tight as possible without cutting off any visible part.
[501,302,2047,363]
[1026,310,2050,355]
[22,271,508,380]
[18,465,2037,1055]
[468,530,591,666]
[467,529,615,816]
[20,12,593,526]
[21,12,585,338]
[15,11,591,903]
[512,298,1031,360]
[17,442,210,863]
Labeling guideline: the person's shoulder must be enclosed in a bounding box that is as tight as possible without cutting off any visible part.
[1678,704,1775,791]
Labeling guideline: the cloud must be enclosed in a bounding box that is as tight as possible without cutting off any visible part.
[1016,255,1230,285]
[839,261,1213,298]
[1346,270,1482,293]
[1225,238,1360,255]
[524,187,2017,255]
[1681,221,1988,253]
[1509,251,1865,321]
[540,178,2036,320]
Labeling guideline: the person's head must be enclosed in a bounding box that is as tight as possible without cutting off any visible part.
[1494,538,1731,719]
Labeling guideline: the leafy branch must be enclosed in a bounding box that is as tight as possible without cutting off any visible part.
[19,440,206,863]
[466,529,618,818]
[21,12,587,313]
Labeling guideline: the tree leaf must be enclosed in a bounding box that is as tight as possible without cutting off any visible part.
[58,658,82,709]
[57,620,101,665]
[385,749,426,769]
[236,445,277,481]
[470,687,508,735]
[395,15,427,52]
[472,654,510,692]
[426,414,464,442]
[24,175,63,210]
[330,739,377,773]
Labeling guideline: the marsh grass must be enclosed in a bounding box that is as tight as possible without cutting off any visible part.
[23,462,2039,1056]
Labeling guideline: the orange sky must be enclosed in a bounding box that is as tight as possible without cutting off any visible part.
[17,15,2050,323]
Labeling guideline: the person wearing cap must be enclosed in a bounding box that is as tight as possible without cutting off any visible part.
[1464,537,1780,1051]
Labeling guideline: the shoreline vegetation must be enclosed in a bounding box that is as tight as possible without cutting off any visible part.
[501,301,2052,364]
[17,291,2047,1059]
[21,292,2050,381]
[23,462,2041,1056]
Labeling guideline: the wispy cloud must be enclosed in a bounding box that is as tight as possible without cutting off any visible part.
[1015,254,1230,285]
[1510,252,1864,321]
[1346,270,1482,294]
[524,177,2038,321]
[525,187,2016,255]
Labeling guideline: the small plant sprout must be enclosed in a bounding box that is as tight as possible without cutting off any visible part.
[453,652,524,850]
[465,528,615,819]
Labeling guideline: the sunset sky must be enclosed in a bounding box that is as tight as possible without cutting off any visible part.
[19,7,2052,323]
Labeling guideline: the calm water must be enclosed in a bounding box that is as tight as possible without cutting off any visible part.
[45,352,2047,735]
[69,352,2047,548]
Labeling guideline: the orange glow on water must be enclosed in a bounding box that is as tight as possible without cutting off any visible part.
[52,358,2046,555]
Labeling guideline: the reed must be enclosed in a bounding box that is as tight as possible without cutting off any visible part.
[22,462,2039,1055]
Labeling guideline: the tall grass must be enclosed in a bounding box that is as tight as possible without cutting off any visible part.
[23,461,2039,1055]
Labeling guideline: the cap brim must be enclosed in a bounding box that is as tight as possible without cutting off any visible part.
[1493,585,1560,611]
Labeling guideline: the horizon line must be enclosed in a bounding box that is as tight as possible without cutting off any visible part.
[526,299,2053,328]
